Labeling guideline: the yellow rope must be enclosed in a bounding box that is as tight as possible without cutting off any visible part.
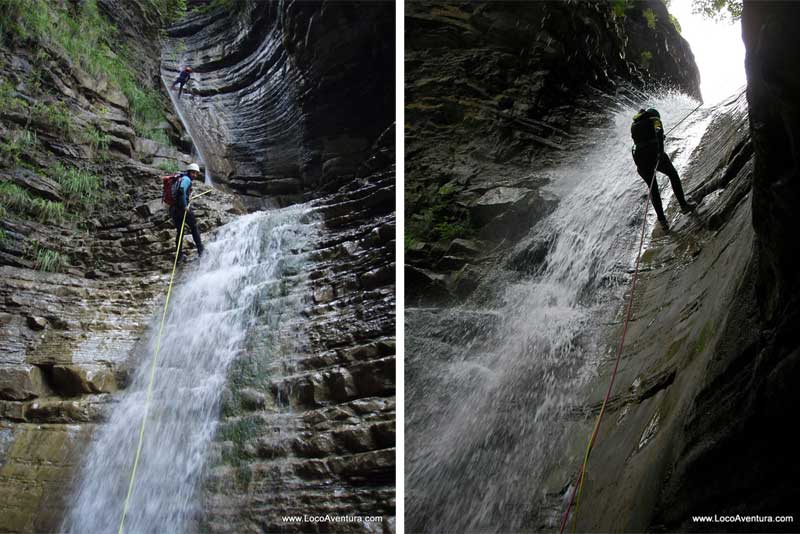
[117,189,211,534]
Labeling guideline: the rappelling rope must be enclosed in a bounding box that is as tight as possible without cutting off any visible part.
[118,189,211,534]
[558,102,703,534]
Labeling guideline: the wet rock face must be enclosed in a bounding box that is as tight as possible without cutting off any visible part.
[158,2,397,529]
[202,168,396,533]
[162,0,394,200]
[4,0,395,529]
[0,0,245,530]
[641,2,800,527]
[569,3,800,525]
[405,1,699,304]
[570,92,759,531]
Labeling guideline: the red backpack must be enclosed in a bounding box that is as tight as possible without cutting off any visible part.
[161,173,182,206]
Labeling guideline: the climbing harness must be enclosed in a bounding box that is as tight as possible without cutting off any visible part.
[558,102,702,533]
[118,189,211,534]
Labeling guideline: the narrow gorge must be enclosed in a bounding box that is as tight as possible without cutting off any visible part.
[406,0,799,532]
[0,1,395,532]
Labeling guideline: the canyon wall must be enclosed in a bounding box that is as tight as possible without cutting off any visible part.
[163,0,394,202]
[405,0,700,303]
[0,0,395,531]
[569,1,800,530]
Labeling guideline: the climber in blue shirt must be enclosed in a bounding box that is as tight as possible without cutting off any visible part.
[170,163,204,261]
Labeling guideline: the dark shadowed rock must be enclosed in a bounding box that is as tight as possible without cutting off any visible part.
[0,365,51,401]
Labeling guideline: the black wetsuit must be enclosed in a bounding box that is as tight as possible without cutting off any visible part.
[631,109,690,224]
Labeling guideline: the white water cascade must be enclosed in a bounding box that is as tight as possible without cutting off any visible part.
[406,93,711,533]
[161,73,213,185]
[63,205,315,533]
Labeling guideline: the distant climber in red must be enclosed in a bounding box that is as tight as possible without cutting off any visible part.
[171,66,192,98]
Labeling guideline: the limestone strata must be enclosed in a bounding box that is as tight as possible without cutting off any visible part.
[0,1,244,530]
[158,3,396,529]
[569,5,800,520]
[161,0,394,200]
[566,91,758,530]
[203,170,396,533]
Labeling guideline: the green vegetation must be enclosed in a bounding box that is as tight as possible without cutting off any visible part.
[692,0,742,21]
[0,130,37,166]
[643,8,658,30]
[218,415,261,444]
[81,126,110,160]
[0,228,6,246]
[31,100,72,133]
[145,0,191,22]
[407,180,475,246]
[217,414,260,485]
[28,242,68,272]
[31,197,65,222]
[0,80,26,111]
[0,181,32,212]
[434,222,472,242]
[669,14,682,34]
[1,162,105,226]
[50,164,104,211]
[148,129,171,146]
[0,182,65,223]
[1,0,171,144]
[156,160,181,173]
[405,234,420,251]
[611,0,631,18]
[640,50,654,70]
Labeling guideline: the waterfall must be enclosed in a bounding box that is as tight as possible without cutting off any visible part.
[406,92,711,533]
[63,205,315,533]
[162,73,213,185]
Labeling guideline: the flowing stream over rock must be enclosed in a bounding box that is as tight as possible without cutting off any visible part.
[406,93,710,532]
[161,74,213,184]
[63,206,315,533]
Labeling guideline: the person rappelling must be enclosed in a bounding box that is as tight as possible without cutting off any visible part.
[631,108,695,232]
[170,66,192,98]
[162,163,204,261]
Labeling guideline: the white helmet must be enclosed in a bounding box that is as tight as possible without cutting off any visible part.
[187,163,201,173]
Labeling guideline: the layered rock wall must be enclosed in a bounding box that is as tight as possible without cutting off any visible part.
[162,2,397,529]
[162,0,394,201]
[1,0,395,531]
[0,1,231,529]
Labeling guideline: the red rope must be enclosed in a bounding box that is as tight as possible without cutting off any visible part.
[558,152,661,534]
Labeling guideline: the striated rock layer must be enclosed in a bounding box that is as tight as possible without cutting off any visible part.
[162,0,395,202]
[159,2,396,530]
[0,1,240,530]
[1,0,395,532]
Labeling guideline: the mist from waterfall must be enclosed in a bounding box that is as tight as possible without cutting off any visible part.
[64,205,315,534]
[406,92,710,533]
[161,74,213,185]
